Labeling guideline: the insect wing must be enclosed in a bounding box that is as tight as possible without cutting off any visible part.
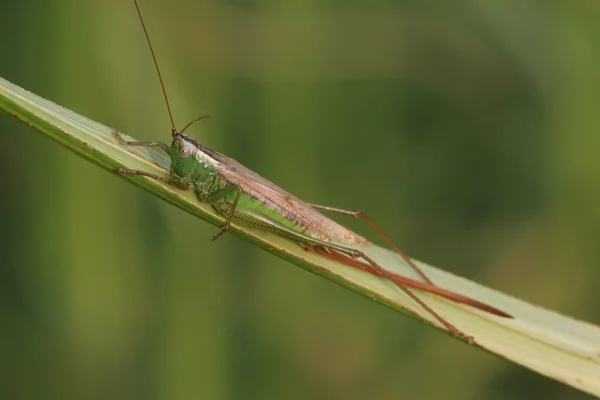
[205,147,368,245]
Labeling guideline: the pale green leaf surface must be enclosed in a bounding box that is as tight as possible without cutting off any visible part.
[1,76,599,397]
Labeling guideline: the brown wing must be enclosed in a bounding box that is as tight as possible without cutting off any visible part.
[204,147,369,245]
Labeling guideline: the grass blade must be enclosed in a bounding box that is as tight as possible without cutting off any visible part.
[1,76,599,397]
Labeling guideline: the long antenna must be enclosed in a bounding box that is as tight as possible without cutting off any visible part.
[181,116,210,134]
[133,0,177,135]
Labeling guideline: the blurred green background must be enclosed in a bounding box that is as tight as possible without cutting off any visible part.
[1,0,599,399]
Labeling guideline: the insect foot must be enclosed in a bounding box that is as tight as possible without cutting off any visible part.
[210,224,230,241]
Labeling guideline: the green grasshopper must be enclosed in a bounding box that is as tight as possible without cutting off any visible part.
[116,0,511,345]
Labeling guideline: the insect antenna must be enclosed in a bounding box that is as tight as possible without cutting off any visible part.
[133,0,177,136]
[181,116,210,134]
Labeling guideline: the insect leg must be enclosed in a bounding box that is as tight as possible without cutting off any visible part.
[117,168,170,183]
[207,186,243,241]
[307,204,433,285]
[112,127,171,155]
[116,168,190,190]
[309,246,510,318]
[219,207,474,344]
[312,244,474,344]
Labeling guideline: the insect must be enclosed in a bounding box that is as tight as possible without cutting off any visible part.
[116,0,511,345]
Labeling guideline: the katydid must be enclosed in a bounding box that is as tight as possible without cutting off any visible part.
[116,0,511,345]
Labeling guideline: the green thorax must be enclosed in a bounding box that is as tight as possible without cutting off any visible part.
[170,133,222,199]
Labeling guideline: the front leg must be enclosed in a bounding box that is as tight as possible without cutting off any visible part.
[117,168,190,190]
[112,127,171,155]
[113,127,190,188]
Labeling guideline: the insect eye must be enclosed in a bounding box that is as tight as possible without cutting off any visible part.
[179,145,191,158]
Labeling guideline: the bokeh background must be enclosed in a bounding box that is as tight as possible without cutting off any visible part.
[1,0,599,399]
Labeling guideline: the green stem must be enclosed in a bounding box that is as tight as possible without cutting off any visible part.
[1,76,600,396]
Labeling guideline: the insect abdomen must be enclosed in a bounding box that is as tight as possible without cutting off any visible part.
[232,193,309,235]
